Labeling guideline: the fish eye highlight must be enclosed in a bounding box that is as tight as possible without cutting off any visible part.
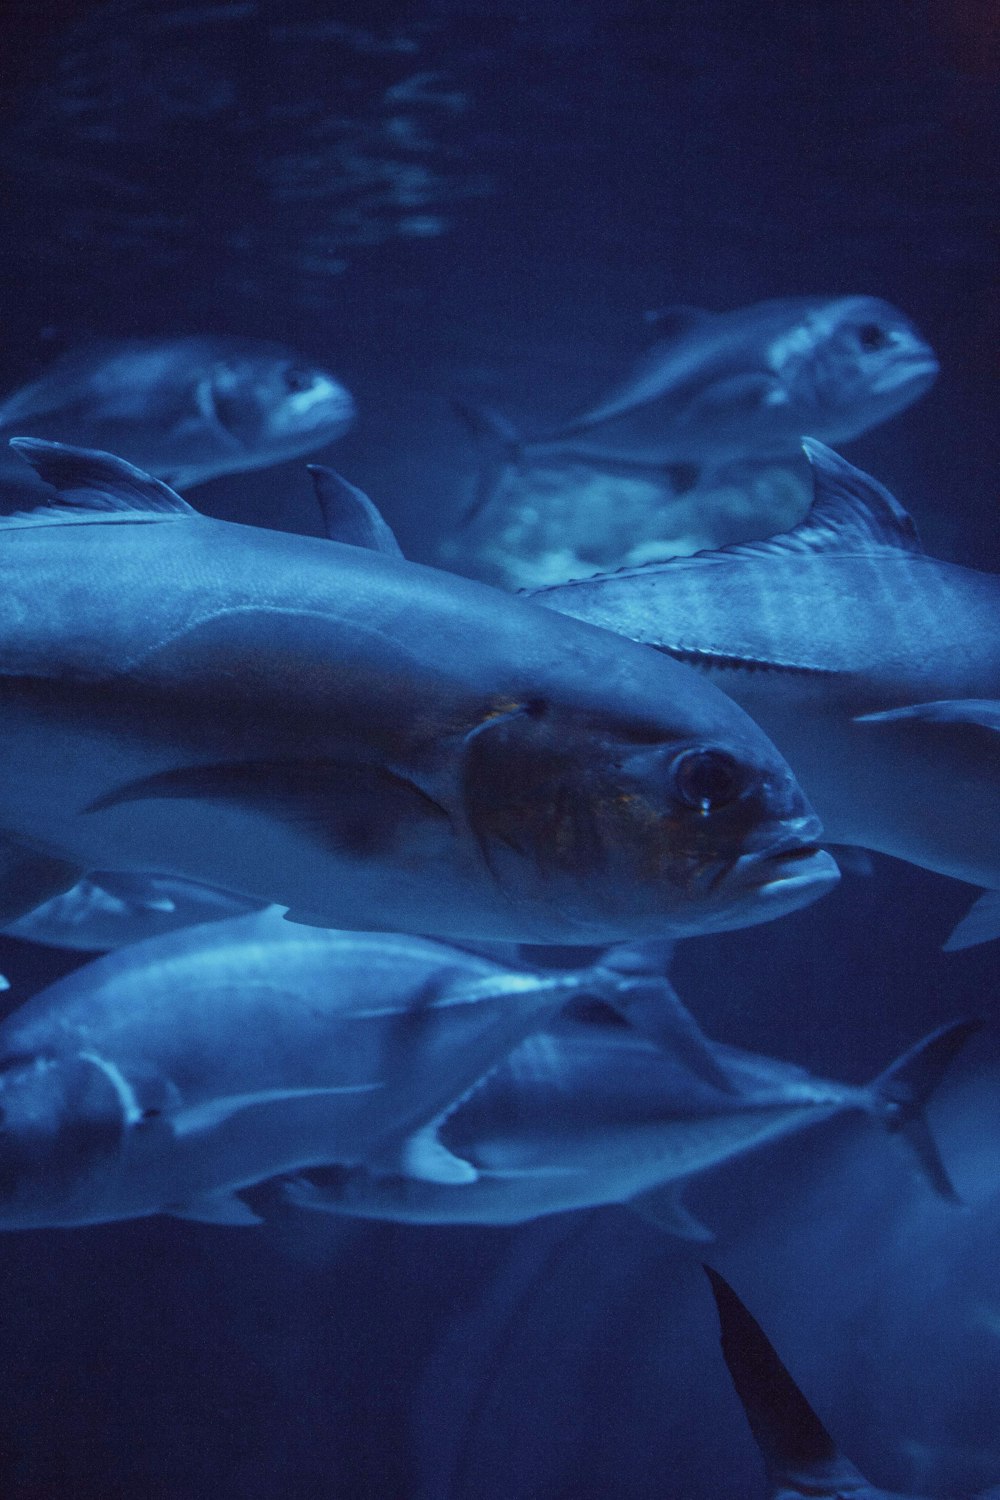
[669,748,745,814]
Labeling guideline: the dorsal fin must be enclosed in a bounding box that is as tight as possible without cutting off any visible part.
[700,439,923,562]
[641,304,713,339]
[306,465,403,556]
[4,438,196,524]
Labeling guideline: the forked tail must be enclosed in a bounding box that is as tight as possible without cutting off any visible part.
[869,1017,982,1202]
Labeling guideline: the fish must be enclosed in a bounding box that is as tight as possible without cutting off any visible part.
[529,440,1000,950]
[456,295,937,524]
[282,971,976,1229]
[704,1265,1000,1499]
[0,910,673,1229]
[0,337,355,491]
[2,872,268,951]
[0,440,838,945]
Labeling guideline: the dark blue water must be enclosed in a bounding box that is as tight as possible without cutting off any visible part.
[0,1,997,1495]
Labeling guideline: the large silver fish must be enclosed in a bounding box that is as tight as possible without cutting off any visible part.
[0,337,355,490]
[284,981,973,1229]
[0,911,664,1229]
[0,441,837,944]
[3,873,268,951]
[458,296,937,522]
[529,441,1000,949]
[704,1266,1000,1500]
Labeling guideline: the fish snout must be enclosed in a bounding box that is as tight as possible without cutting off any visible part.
[724,817,840,916]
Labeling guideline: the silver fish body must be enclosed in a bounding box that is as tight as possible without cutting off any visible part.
[0,440,836,945]
[0,910,639,1229]
[462,296,936,497]
[530,442,1000,946]
[0,337,355,490]
[527,297,937,466]
[286,990,971,1226]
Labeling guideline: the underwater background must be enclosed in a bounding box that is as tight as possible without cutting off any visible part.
[0,0,997,1495]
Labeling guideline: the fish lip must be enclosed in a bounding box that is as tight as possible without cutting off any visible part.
[868,355,939,395]
[739,843,841,901]
[718,831,841,902]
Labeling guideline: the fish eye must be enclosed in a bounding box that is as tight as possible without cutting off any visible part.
[283,365,317,394]
[670,748,744,814]
[856,322,890,352]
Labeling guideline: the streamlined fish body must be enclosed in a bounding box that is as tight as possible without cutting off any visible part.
[0,441,836,945]
[524,297,937,469]
[0,336,355,490]
[285,983,972,1227]
[531,442,1000,948]
[457,297,937,522]
[0,910,654,1229]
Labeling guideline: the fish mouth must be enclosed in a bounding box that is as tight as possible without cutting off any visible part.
[285,376,355,434]
[748,842,841,902]
[713,833,840,919]
[868,355,939,395]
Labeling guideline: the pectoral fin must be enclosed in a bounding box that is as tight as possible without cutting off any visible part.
[171,1083,383,1138]
[629,1183,714,1241]
[855,699,1000,734]
[944,891,1000,952]
[0,836,83,925]
[679,372,789,423]
[600,974,737,1093]
[167,1193,263,1226]
[381,1120,478,1185]
[87,758,450,857]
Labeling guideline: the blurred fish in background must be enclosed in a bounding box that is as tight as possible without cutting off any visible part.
[454,294,938,522]
[447,295,938,587]
[0,336,355,490]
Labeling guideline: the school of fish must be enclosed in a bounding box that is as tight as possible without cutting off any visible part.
[0,289,990,1497]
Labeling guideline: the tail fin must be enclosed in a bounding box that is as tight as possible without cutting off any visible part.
[703,1266,869,1495]
[452,401,522,528]
[868,1018,982,1203]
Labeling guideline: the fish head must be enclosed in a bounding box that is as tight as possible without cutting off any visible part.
[0,1053,128,1221]
[767,295,938,439]
[207,346,355,462]
[459,654,840,941]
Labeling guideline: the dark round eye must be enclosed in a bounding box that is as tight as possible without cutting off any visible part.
[283,365,316,394]
[671,749,744,814]
[857,323,889,352]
